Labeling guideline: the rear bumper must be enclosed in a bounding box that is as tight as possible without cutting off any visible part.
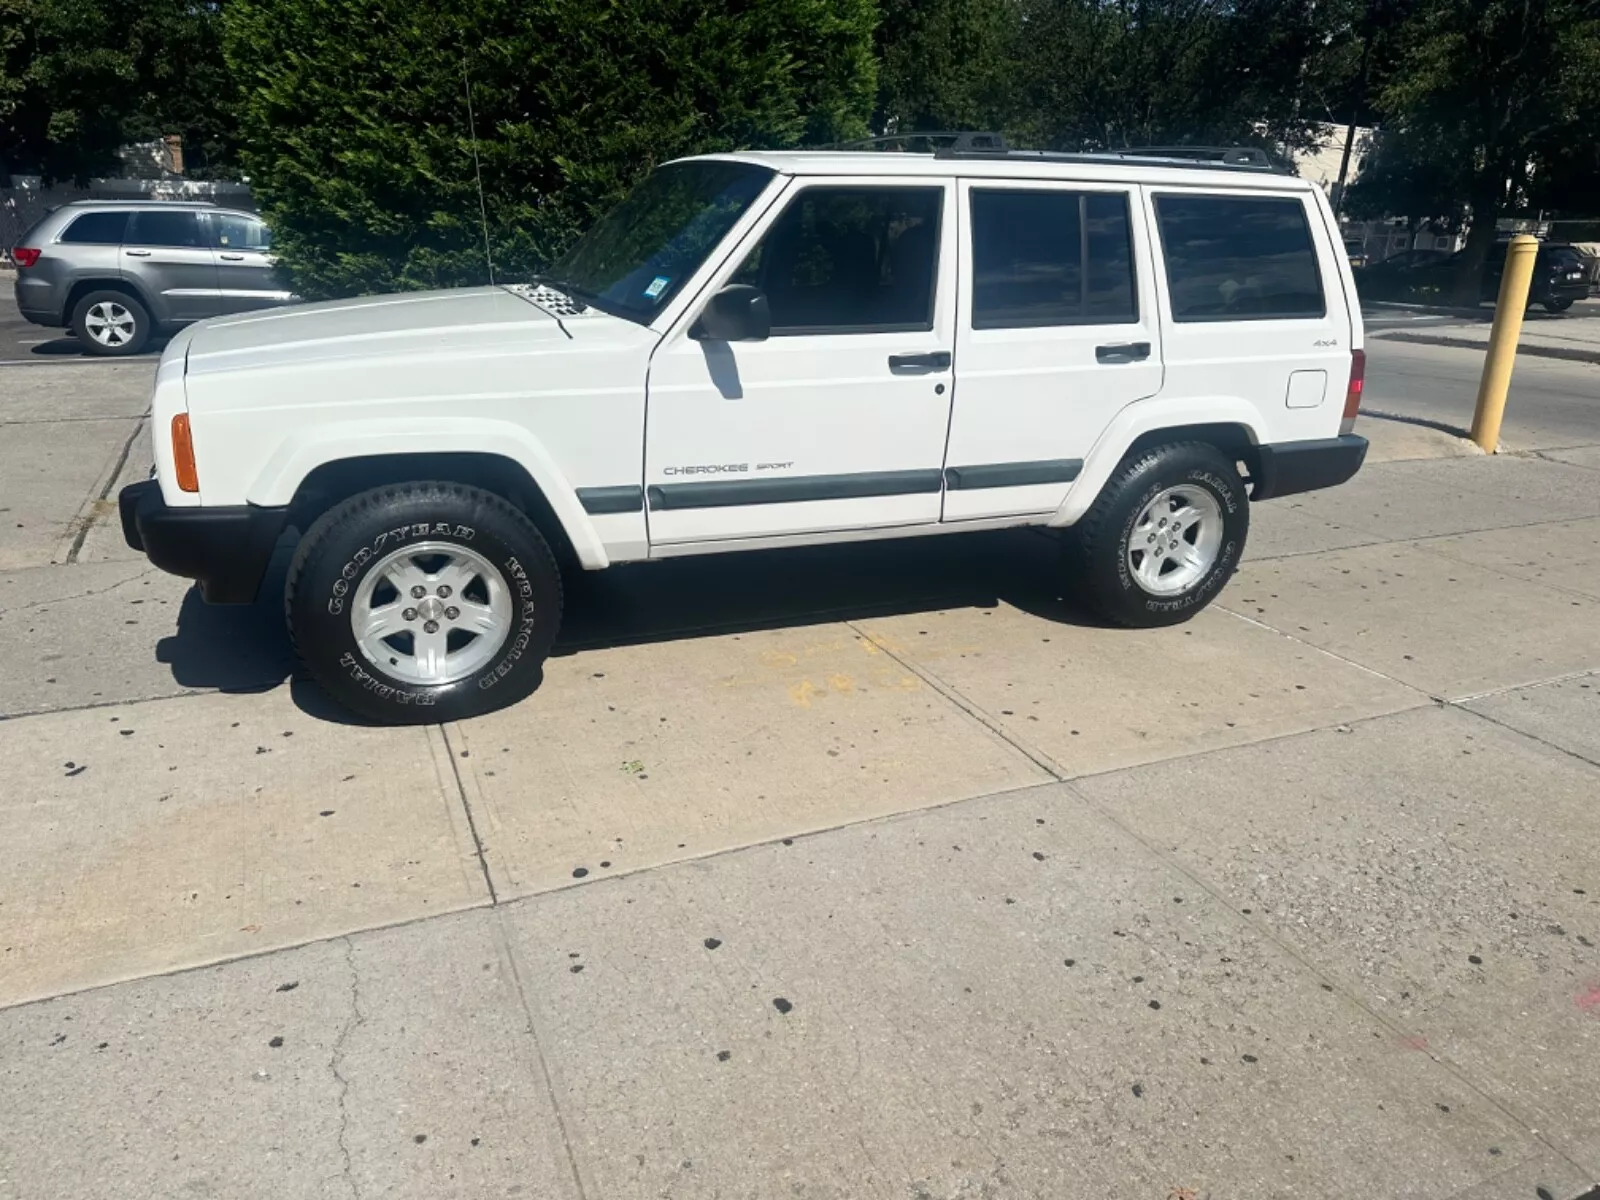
[119,479,289,604]
[1251,435,1368,502]
[13,275,64,325]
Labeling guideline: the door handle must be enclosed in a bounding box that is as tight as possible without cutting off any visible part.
[124,249,152,257]
[888,350,951,374]
[1095,341,1151,364]
[219,253,245,261]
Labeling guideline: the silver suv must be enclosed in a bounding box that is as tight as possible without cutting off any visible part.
[10,200,292,356]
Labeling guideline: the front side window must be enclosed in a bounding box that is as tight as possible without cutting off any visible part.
[60,211,130,245]
[731,186,942,333]
[1155,194,1325,321]
[970,189,1136,328]
[543,160,775,322]
[125,210,203,249]
[211,214,272,250]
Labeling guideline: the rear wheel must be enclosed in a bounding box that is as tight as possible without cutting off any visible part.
[72,290,151,356]
[1066,442,1249,628]
[286,482,563,723]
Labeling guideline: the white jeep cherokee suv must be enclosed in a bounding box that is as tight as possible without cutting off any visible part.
[120,142,1368,723]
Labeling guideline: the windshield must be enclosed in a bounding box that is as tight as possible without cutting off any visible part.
[543,160,776,322]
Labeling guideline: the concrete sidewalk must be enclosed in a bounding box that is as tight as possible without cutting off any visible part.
[3,358,1600,1198]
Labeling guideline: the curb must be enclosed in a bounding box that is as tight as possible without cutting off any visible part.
[1373,330,1600,365]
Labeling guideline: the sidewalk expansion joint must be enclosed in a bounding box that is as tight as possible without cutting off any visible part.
[439,724,498,905]
[62,411,149,565]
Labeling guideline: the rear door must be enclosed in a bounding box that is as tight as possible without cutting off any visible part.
[943,178,1162,521]
[122,210,219,322]
[1145,188,1350,443]
[207,212,292,313]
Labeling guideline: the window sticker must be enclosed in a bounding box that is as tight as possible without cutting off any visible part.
[644,275,671,299]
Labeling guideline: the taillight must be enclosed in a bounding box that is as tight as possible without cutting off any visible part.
[1342,349,1365,431]
[11,247,41,269]
[171,414,199,493]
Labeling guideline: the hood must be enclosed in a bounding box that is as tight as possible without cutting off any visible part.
[182,286,575,378]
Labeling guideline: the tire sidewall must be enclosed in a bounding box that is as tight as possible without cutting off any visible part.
[291,489,560,721]
[1097,449,1247,623]
[73,291,150,357]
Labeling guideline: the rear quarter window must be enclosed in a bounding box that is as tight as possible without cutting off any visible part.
[59,211,130,245]
[1154,194,1325,321]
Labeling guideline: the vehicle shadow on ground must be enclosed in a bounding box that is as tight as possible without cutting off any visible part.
[153,527,1106,724]
[20,336,171,358]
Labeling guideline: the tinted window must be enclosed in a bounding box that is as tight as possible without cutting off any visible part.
[1547,247,1584,271]
[211,214,272,250]
[1155,195,1324,321]
[60,211,129,245]
[732,187,941,333]
[971,189,1136,328]
[125,211,203,248]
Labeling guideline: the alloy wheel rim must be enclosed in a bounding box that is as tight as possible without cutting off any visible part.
[1125,485,1224,596]
[84,301,135,347]
[350,541,513,685]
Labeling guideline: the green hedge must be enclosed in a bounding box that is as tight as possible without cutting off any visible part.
[224,0,876,299]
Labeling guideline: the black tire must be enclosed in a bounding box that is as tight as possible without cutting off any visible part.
[286,482,563,724]
[1545,298,1575,313]
[1066,442,1248,628]
[71,289,152,356]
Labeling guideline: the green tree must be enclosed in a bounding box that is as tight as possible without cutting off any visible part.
[873,0,1017,133]
[1371,0,1600,299]
[224,0,877,299]
[0,0,238,184]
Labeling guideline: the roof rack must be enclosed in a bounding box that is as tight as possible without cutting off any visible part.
[824,131,1010,153]
[935,143,1284,173]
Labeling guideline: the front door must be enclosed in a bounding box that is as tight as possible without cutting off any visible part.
[206,212,292,313]
[122,209,218,322]
[942,179,1164,522]
[645,178,956,545]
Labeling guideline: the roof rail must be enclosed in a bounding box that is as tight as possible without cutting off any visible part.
[824,131,1010,153]
[934,144,1285,173]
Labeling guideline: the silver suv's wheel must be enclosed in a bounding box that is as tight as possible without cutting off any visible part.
[71,290,152,357]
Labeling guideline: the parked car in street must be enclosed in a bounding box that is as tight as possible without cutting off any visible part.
[119,142,1369,723]
[1353,239,1588,311]
[9,201,292,355]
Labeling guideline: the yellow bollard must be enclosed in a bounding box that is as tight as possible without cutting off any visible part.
[1470,234,1539,453]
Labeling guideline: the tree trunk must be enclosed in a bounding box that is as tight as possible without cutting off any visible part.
[1454,165,1506,306]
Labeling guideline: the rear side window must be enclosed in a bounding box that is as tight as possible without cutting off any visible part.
[970,189,1137,328]
[60,211,129,245]
[1154,194,1324,321]
[125,211,204,248]
[210,214,273,250]
[731,186,942,333]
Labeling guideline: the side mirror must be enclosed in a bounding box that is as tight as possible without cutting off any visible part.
[691,284,770,342]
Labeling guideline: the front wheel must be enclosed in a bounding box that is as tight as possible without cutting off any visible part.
[286,482,563,723]
[1545,298,1575,313]
[1066,442,1249,628]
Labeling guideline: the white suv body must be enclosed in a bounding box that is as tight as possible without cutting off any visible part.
[121,146,1367,722]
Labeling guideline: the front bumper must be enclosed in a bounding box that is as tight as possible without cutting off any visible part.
[1251,435,1368,501]
[119,480,289,604]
